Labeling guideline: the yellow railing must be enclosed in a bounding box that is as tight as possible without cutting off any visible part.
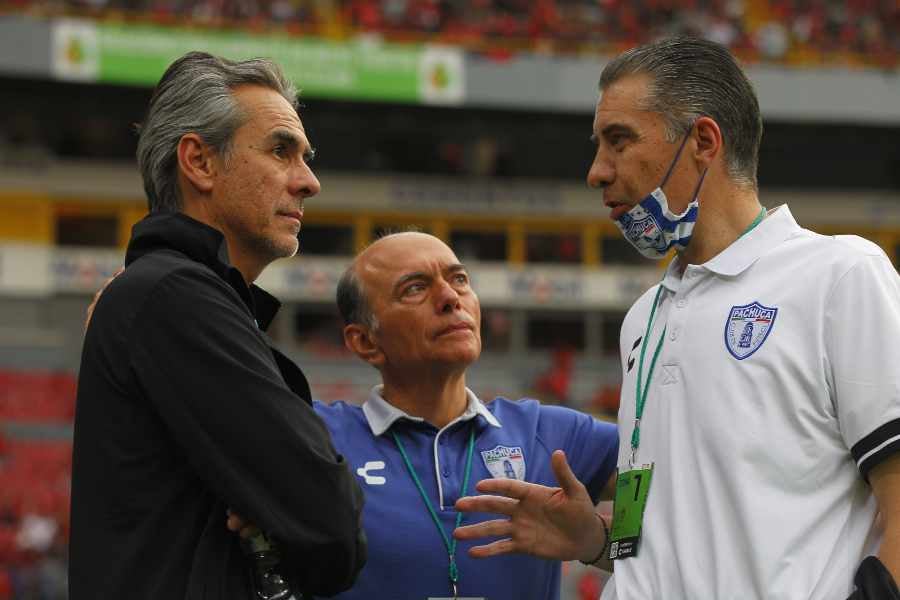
[1,192,897,268]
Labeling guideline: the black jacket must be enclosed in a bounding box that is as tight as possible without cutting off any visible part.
[70,213,366,599]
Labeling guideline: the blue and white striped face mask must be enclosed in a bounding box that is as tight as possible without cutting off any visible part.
[614,132,707,260]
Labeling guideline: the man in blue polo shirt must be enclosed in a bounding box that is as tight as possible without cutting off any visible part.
[312,231,618,599]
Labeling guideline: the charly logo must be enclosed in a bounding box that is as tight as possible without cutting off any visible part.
[480,445,525,481]
[724,301,778,360]
[626,336,642,373]
[356,461,386,485]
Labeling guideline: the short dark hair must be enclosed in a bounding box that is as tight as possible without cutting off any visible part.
[336,266,373,328]
[599,36,763,188]
[136,52,298,213]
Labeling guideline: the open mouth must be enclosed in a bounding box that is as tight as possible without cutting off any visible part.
[605,201,631,220]
[609,205,631,220]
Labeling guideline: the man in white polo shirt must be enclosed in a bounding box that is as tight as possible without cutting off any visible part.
[454,36,900,600]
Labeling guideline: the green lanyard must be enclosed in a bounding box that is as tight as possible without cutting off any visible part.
[630,206,766,467]
[392,426,476,598]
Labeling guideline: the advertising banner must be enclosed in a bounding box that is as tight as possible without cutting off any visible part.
[51,19,464,104]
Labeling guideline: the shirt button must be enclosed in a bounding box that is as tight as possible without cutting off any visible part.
[439,437,446,446]
[669,328,679,341]
[676,299,687,308]
[442,468,450,478]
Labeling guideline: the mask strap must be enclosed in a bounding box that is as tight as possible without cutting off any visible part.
[659,130,693,189]
[690,168,708,202]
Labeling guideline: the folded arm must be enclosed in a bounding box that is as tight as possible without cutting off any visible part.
[131,268,365,595]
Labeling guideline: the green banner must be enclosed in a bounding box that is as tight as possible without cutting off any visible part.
[52,19,470,103]
[97,23,421,101]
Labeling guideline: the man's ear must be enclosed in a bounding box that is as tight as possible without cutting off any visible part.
[344,324,384,368]
[692,116,723,169]
[177,133,216,194]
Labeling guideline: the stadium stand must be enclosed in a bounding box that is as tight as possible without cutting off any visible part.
[2,0,897,68]
[0,372,76,423]
[0,372,73,599]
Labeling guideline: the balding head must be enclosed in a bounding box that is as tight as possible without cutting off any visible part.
[337,232,481,373]
[337,232,449,330]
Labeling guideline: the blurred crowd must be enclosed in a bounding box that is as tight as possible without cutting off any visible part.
[0,372,74,600]
[5,0,898,69]
[0,434,71,600]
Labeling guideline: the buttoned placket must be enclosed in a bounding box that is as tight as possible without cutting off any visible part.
[657,265,706,387]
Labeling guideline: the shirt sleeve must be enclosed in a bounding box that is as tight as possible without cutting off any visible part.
[129,267,366,595]
[538,405,619,502]
[826,251,900,480]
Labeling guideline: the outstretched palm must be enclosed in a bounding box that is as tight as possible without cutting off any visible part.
[454,450,606,562]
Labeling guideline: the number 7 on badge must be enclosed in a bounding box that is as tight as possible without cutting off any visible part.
[609,464,654,560]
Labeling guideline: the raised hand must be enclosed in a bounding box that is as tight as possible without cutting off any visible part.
[453,449,607,563]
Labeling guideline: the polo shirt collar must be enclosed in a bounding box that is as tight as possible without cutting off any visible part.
[362,385,502,436]
[662,204,800,291]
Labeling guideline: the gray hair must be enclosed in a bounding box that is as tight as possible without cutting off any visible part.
[136,51,298,213]
[599,36,763,188]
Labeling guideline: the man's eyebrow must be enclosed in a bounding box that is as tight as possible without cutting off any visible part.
[392,264,467,293]
[445,263,467,275]
[268,129,316,160]
[393,271,429,294]
[591,123,637,144]
[269,129,302,148]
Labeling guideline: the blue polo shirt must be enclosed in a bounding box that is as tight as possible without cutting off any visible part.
[314,387,618,600]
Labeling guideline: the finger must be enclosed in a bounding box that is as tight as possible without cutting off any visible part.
[551,450,584,497]
[455,494,518,516]
[239,525,260,540]
[84,266,124,330]
[226,514,246,532]
[473,477,536,499]
[453,519,512,541]
[466,538,517,558]
[84,291,102,330]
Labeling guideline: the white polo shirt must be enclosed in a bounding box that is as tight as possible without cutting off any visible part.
[603,205,900,600]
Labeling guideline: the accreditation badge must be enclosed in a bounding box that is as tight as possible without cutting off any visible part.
[608,463,654,560]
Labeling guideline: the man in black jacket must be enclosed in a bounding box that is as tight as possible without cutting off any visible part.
[70,52,366,599]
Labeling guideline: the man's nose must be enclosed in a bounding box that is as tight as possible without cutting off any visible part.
[289,161,321,198]
[436,280,461,313]
[587,148,614,189]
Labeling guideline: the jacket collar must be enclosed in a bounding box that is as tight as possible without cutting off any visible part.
[124,212,281,330]
[361,384,502,436]
[662,204,801,290]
